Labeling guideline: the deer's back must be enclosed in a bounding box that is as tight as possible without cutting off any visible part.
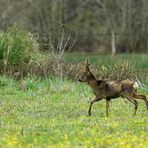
[95,80,135,99]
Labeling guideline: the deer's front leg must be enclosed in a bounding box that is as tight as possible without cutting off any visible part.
[106,99,111,117]
[88,97,102,116]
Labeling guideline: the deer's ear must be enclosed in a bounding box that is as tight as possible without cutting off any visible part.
[85,59,90,66]
[85,66,90,73]
[84,59,90,73]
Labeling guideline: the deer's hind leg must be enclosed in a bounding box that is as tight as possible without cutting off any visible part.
[106,99,111,117]
[122,93,138,116]
[133,93,148,110]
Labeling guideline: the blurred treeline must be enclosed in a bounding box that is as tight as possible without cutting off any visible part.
[0,0,148,53]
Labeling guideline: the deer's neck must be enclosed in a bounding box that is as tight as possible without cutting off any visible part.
[88,77,98,89]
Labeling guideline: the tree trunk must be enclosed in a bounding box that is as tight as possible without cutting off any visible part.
[111,30,116,56]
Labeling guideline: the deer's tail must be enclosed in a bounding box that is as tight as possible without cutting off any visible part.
[133,82,138,89]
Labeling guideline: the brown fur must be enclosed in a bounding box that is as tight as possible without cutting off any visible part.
[79,60,148,117]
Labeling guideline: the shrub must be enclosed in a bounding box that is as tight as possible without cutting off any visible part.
[0,24,38,69]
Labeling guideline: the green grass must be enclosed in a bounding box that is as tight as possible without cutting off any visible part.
[0,76,148,147]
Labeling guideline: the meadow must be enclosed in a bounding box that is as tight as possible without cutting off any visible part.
[0,53,148,148]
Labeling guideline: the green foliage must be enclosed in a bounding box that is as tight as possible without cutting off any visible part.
[0,24,38,67]
[0,77,148,147]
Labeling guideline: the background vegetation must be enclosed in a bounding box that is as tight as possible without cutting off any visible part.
[0,24,147,83]
[0,0,148,53]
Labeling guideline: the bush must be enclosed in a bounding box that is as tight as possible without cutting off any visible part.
[0,24,38,68]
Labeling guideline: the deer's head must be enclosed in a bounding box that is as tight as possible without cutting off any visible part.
[79,59,95,82]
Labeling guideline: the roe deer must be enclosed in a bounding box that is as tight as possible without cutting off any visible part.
[79,60,148,117]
